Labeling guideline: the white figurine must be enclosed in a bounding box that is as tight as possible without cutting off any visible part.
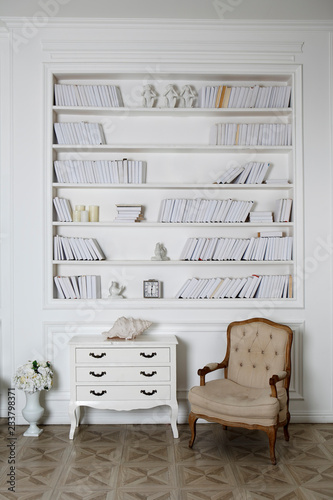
[108,281,125,299]
[180,85,196,108]
[151,242,170,261]
[163,84,179,108]
[142,84,157,108]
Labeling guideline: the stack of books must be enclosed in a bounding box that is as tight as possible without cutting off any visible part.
[215,162,270,184]
[249,211,273,223]
[54,84,124,107]
[274,199,293,222]
[158,198,254,223]
[54,122,106,145]
[209,123,292,146]
[54,236,105,261]
[180,235,293,261]
[197,85,291,109]
[53,197,72,222]
[54,275,101,299]
[54,159,147,184]
[114,204,144,223]
[176,274,292,299]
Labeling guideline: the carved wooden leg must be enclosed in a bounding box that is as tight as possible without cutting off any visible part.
[188,412,198,448]
[69,403,78,439]
[170,404,179,439]
[267,426,277,465]
[284,412,291,441]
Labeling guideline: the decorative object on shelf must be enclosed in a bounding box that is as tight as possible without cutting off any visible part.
[143,279,162,298]
[13,360,53,437]
[142,84,158,108]
[180,85,196,108]
[80,210,89,222]
[73,210,81,222]
[89,205,99,222]
[163,84,179,108]
[107,281,125,299]
[102,316,152,340]
[151,242,170,261]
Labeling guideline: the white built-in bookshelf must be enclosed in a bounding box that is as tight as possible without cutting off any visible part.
[46,68,302,307]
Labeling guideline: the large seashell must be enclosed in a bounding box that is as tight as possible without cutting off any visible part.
[102,317,152,340]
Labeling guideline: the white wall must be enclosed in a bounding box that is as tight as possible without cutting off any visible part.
[0,16,333,426]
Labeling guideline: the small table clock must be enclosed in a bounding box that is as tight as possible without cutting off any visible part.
[143,279,162,298]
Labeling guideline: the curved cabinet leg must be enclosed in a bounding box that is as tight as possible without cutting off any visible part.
[169,404,179,438]
[69,403,79,439]
[188,412,198,448]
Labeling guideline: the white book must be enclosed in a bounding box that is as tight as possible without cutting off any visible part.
[209,279,224,298]
[197,239,210,260]
[242,237,256,260]
[65,238,79,260]
[54,276,65,299]
[179,238,193,260]
[192,238,206,261]
[238,276,253,298]
[202,277,221,298]
[245,275,262,298]
[181,278,200,299]
[70,276,81,299]
[61,237,75,260]
[175,278,191,298]
[78,276,87,299]
[62,276,76,299]
[274,199,283,222]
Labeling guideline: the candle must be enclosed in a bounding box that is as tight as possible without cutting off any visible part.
[80,210,89,222]
[75,205,85,211]
[89,205,99,222]
[73,210,81,222]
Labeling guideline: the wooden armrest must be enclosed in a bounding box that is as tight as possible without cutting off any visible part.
[269,371,288,397]
[197,361,227,386]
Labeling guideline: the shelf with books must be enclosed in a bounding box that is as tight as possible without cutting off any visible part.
[46,69,300,306]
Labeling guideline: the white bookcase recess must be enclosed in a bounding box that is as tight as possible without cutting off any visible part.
[46,70,302,307]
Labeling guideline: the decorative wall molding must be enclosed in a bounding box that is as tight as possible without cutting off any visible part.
[2,17,333,32]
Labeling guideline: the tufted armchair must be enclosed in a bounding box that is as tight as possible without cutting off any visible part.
[188,317,293,465]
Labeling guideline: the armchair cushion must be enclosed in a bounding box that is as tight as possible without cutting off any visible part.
[189,379,287,427]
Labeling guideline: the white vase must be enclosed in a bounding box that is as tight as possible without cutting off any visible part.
[22,391,44,437]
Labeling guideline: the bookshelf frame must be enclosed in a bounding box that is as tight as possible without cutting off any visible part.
[44,62,303,309]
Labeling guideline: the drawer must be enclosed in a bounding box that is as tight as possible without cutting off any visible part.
[76,347,170,364]
[76,366,170,382]
[76,385,171,401]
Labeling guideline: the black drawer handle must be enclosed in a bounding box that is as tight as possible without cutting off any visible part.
[89,371,106,378]
[89,352,106,359]
[140,389,157,396]
[140,352,157,358]
[140,370,157,377]
[90,390,107,397]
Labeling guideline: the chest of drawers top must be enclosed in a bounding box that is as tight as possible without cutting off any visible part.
[69,334,177,348]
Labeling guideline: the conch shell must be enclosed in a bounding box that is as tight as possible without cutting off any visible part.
[102,316,152,340]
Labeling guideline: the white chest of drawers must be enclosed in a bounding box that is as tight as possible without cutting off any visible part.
[68,334,178,439]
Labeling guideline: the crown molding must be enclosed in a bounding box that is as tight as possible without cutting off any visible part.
[1,17,333,31]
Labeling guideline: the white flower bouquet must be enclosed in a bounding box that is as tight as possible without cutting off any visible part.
[13,360,53,393]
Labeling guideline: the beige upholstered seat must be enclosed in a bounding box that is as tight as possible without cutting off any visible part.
[188,318,293,465]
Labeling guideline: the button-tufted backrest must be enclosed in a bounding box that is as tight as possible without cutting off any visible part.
[227,320,289,389]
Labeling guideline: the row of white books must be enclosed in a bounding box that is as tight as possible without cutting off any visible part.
[209,123,292,146]
[176,274,292,299]
[54,236,105,261]
[180,236,293,261]
[54,122,106,145]
[215,162,270,184]
[54,84,124,107]
[114,204,144,223]
[54,275,101,299]
[158,198,254,223]
[53,197,72,222]
[274,199,293,222]
[197,85,292,109]
[54,159,147,184]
